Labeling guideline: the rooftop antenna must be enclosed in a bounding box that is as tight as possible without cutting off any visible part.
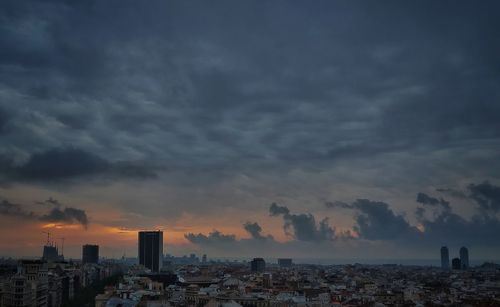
[59,237,65,256]
[42,231,51,246]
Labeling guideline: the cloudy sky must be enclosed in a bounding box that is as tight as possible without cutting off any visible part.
[1,0,499,262]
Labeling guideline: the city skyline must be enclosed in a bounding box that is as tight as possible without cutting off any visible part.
[1,230,487,268]
[1,0,500,262]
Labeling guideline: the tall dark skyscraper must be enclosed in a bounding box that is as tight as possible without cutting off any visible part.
[441,246,450,269]
[460,246,469,269]
[82,244,99,264]
[250,258,266,272]
[138,231,163,272]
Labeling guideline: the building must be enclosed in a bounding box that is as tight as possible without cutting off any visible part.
[47,272,62,307]
[1,274,35,307]
[42,245,62,263]
[452,257,461,270]
[18,260,49,307]
[263,273,272,288]
[278,258,293,268]
[138,231,163,272]
[440,246,449,269]
[202,254,207,263]
[82,244,99,264]
[250,258,265,272]
[460,246,469,269]
[60,273,75,305]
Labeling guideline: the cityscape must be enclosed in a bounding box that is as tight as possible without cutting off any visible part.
[1,0,500,306]
[1,231,499,306]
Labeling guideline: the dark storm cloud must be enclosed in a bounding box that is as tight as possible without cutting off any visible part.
[40,207,88,228]
[326,198,421,241]
[186,222,276,247]
[269,203,335,241]
[415,189,500,245]
[327,185,500,246]
[187,181,500,252]
[0,197,89,228]
[468,181,500,213]
[350,199,420,241]
[269,203,290,216]
[0,0,498,184]
[0,147,156,182]
[416,192,450,210]
[184,230,236,245]
[0,199,35,219]
[16,148,108,180]
[417,203,500,246]
[183,225,345,259]
[243,221,272,240]
[416,193,440,206]
[435,181,500,214]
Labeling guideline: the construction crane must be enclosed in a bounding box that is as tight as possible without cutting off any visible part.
[59,237,65,256]
[42,231,51,246]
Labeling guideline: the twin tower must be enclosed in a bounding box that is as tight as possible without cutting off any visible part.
[441,246,469,270]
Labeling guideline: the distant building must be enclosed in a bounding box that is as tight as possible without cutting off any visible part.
[460,246,469,269]
[138,231,163,272]
[202,254,207,263]
[82,244,99,264]
[263,273,272,288]
[250,258,265,272]
[440,246,449,269]
[43,245,62,262]
[452,257,461,270]
[278,258,293,268]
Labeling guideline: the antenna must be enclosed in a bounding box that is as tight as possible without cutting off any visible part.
[59,237,65,256]
[42,231,51,246]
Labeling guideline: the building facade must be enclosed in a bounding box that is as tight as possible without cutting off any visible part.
[138,231,163,272]
[1,274,35,307]
[440,246,450,269]
[82,245,99,264]
[250,258,265,272]
[460,246,469,269]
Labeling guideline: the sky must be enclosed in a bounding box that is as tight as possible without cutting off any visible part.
[0,0,500,262]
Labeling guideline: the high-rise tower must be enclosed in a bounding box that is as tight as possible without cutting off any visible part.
[460,246,469,269]
[440,246,450,269]
[250,258,266,272]
[82,244,99,264]
[138,231,163,272]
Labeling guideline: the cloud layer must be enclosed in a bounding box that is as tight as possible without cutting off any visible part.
[0,1,499,258]
[0,0,499,181]
[0,197,89,228]
[269,203,336,241]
